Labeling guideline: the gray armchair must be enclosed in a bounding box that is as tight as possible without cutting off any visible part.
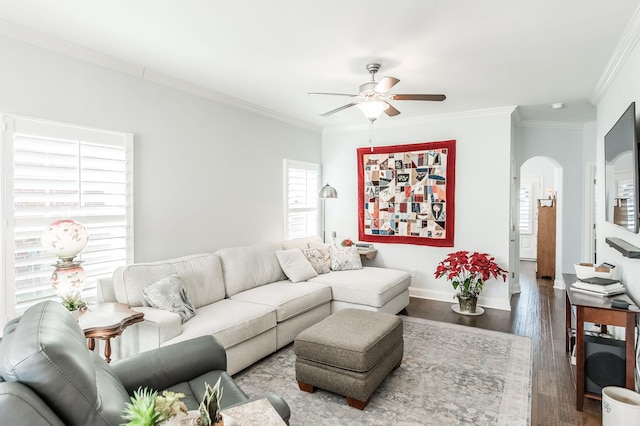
[0,301,290,425]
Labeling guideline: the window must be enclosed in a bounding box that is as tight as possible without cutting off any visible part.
[1,115,134,326]
[519,183,533,234]
[283,160,319,240]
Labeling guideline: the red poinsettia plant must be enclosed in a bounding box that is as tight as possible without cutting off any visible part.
[434,251,508,298]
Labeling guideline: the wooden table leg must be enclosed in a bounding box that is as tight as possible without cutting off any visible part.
[576,307,585,411]
[565,293,571,352]
[625,314,635,389]
[104,338,112,363]
[88,337,95,351]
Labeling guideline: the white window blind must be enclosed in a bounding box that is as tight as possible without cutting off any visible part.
[519,183,532,234]
[2,115,134,322]
[284,160,319,240]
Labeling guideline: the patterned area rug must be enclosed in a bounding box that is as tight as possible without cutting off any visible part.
[234,315,532,425]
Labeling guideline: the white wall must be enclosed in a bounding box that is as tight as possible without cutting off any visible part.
[321,108,514,310]
[0,35,321,262]
[595,36,640,303]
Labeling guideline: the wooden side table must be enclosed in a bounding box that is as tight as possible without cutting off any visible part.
[77,303,144,363]
[358,247,377,260]
[565,286,639,410]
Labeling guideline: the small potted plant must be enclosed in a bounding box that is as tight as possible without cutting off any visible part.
[434,250,507,313]
[122,387,162,426]
[60,292,87,311]
[122,387,188,426]
[199,378,224,426]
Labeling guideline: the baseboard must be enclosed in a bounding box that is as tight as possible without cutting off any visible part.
[553,277,566,290]
[409,287,511,311]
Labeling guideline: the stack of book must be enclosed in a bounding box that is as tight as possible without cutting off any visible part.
[356,242,374,249]
[571,276,626,297]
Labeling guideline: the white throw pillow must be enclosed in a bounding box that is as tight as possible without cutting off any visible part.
[329,245,363,271]
[142,274,196,323]
[275,248,318,282]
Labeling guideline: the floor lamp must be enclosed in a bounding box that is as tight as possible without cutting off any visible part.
[319,183,338,243]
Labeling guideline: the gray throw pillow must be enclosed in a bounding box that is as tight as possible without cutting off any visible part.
[142,274,196,323]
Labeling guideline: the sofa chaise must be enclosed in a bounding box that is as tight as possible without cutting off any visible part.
[97,236,411,375]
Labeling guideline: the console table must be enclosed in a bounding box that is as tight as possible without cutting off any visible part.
[565,286,639,410]
[77,303,144,363]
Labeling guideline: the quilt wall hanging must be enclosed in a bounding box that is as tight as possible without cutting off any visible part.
[357,140,456,247]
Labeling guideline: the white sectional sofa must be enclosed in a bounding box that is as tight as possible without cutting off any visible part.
[97,236,411,375]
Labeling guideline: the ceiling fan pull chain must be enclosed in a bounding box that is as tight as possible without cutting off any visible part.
[369,121,374,152]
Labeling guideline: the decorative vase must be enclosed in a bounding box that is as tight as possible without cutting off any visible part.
[70,308,86,320]
[456,294,478,313]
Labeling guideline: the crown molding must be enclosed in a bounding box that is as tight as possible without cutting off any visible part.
[590,5,640,105]
[141,68,321,133]
[0,20,322,134]
[516,120,594,130]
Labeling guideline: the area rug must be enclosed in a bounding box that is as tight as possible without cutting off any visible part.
[233,316,532,425]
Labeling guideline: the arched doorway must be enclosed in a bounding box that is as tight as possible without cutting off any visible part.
[519,156,564,288]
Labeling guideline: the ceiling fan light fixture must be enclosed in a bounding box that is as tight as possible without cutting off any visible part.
[357,99,389,121]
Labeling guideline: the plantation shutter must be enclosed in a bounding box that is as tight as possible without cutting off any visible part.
[284,160,319,240]
[519,183,533,234]
[2,115,133,318]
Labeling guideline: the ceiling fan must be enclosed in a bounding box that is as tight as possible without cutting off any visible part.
[309,63,446,121]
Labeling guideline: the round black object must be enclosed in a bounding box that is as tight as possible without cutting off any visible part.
[585,351,626,388]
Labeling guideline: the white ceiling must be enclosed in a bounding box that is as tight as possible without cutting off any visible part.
[1,0,639,131]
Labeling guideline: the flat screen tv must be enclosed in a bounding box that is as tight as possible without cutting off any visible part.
[604,102,639,233]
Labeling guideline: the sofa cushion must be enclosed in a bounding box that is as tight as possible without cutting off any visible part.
[216,242,287,297]
[113,253,225,308]
[281,235,323,250]
[308,267,411,308]
[230,281,332,322]
[162,299,276,349]
[142,274,196,323]
[275,249,318,282]
[0,301,129,426]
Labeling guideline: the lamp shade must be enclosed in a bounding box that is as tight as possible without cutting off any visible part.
[319,183,338,199]
[41,219,89,260]
[357,99,390,121]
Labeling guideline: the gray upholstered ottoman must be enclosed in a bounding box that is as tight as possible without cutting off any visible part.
[294,308,403,409]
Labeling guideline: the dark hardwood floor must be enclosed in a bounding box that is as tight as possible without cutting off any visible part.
[404,260,601,426]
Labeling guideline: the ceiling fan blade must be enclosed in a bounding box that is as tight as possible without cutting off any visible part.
[391,94,446,101]
[309,92,359,97]
[321,102,359,117]
[374,77,400,94]
[384,103,401,117]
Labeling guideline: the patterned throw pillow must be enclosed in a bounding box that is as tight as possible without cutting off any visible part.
[303,247,331,274]
[142,274,196,323]
[329,245,363,271]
